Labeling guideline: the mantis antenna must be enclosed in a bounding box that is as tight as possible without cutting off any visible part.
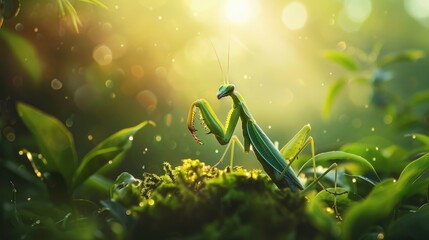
[209,39,228,84]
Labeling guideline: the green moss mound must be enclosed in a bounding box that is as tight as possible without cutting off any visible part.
[107,159,332,239]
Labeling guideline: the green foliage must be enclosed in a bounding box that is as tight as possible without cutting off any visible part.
[342,152,429,239]
[322,45,425,123]
[57,0,108,33]
[323,50,359,71]
[17,102,78,188]
[16,102,154,199]
[0,30,42,83]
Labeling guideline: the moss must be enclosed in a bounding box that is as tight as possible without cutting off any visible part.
[110,159,334,239]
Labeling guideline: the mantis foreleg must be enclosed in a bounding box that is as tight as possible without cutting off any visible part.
[187,99,240,145]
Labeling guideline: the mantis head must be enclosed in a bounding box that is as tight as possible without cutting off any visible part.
[217,84,235,99]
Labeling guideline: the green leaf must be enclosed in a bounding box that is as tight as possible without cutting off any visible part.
[410,133,429,147]
[16,102,78,188]
[306,197,340,238]
[322,78,346,119]
[342,153,429,239]
[100,199,137,230]
[79,0,108,9]
[72,121,155,191]
[299,151,380,182]
[0,30,42,83]
[407,90,429,107]
[386,210,429,240]
[323,50,358,71]
[378,50,425,67]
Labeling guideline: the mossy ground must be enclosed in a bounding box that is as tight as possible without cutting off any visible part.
[109,159,333,239]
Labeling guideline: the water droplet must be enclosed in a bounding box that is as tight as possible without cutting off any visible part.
[393,179,397,183]
[142,165,146,170]
[371,127,375,132]
[18,150,24,155]
[88,135,94,141]
[352,178,357,183]
[375,147,379,151]
[412,135,416,139]
[108,160,113,164]
[372,157,376,161]
[215,149,219,154]
[377,232,384,240]
[128,136,134,141]
[51,78,63,90]
[27,197,31,201]
[148,199,155,206]
[155,135,162,142]
[268,125,272,129]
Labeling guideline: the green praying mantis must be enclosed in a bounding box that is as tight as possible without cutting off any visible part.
[187,44,380,218]
[187,83,338,194]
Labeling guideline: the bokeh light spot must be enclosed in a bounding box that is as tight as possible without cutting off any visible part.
[131,64,145,79]
[51,78,63,90]
[136,90,157,112]
[93,45,113,66]
[282,2,307,30]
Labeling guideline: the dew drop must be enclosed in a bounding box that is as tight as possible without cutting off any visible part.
[155,135,162,142]
[148,199,155,206]
[412,135,416,139]
[215,149,219,153]
[371,127,375,132]
[352,178,357,183]
[128,136,134,141]
[88,135,94,141]
[108,160,113,164]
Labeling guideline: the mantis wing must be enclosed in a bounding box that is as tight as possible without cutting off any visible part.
[246,120,304,192]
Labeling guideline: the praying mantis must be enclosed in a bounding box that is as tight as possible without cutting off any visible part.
[186,43,379,218]
[187,83,338,194]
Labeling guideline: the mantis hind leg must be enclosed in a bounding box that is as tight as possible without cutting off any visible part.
[278,126,346,219]
[212,135,245,169]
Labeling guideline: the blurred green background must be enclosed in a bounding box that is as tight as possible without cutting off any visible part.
[1,0,428,176]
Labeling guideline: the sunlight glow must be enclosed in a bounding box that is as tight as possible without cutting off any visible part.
[405,0,429,27]
[226,0,260,23]
[282,2,308,30]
